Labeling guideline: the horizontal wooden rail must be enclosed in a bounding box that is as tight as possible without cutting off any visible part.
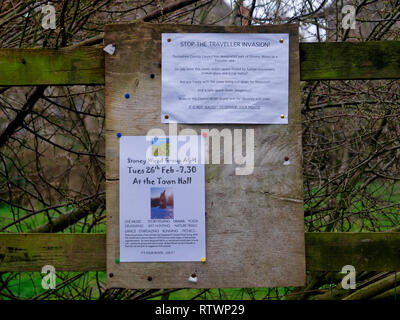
[0,233,106,272]
[0,41,399,86]
[0,47,104,86]
[300,41,400,80]
[0,233,399,272]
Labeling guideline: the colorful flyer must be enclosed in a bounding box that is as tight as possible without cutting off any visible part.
[119,135,206,262]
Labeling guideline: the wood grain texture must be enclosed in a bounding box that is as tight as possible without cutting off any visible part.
[0,47,104,86]
[300,41,400,80]
[305,232,400,271]
[0,41,399,86]
[0,233,106,272]
[1,233,400,272]
[105,21,305,288]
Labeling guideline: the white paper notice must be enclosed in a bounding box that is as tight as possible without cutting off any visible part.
[162,33,289,124]
[119,135,206,262]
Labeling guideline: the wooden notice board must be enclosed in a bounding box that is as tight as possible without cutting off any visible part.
[105,21,305,288]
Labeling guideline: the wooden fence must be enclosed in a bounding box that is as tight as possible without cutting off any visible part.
[0,41,400,273]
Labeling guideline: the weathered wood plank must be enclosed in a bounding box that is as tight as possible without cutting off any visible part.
[0,233,106,272]
[300,41,400,80]
[305,232,400,271]
[0,41,399,86]
[1,233,399,272]
[0,47,104,86]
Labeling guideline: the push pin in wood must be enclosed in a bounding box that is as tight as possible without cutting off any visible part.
[188,273,198,283]
[116,132,122,138]
[104,44,116,55]
[125,93,130,99]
